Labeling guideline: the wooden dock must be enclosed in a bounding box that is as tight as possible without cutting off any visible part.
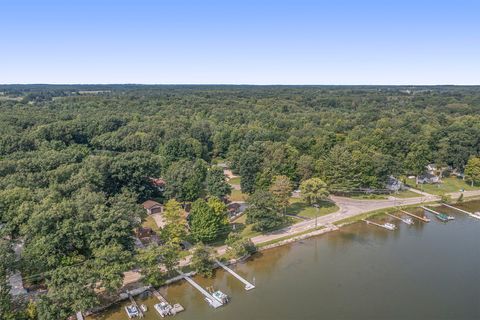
[214,259,255,291]
[385,213,413,225]
[178,272,223,308]
[362,219,395,230]
[400,209,430,222]
[421,206,442,216]
[442,203,480,220]
[127,291,144,318]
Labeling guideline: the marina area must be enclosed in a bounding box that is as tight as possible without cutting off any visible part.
[90,200,480,320]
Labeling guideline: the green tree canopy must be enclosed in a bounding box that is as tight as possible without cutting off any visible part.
[206,166,231,199]
[300,178,329,205]
[245,190,284,231]
[189,198,229,243]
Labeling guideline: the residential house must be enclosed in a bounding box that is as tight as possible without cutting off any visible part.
[416,172,440,184]
[142,200,163,215]
[386,176,404,191]
[150,177,166,192]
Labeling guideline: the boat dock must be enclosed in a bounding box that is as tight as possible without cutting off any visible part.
[179,272,223,308]
[127,291,144,318]
[214,259,255,291]
[151,288,184,315]
[421,206,442,216]
[400,209,430,222]
[362,219,395,230]
[385,213,413,225]
[442,203,480,220]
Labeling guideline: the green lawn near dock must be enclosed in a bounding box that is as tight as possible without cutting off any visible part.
[287,198,338,219]
[407,176,479,195]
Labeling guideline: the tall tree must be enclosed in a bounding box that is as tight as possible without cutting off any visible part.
[0,240,17,320]
[239,146,263,194]
[245,190,283,231]
[189,198,229,243]
[269,175,293,216]
[190,243,214,277]
[206,166,231,199]
[464,156,480,186]
[136,245,165,286]
[300,178,329,205]
[164,159,207,202]
[161,199,188,246]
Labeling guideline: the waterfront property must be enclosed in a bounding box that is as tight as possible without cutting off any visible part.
[89,201,480,320]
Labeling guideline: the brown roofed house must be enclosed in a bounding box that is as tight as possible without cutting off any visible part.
[142,200,163,215]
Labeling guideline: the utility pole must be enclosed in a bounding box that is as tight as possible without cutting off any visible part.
[314,203,319,228]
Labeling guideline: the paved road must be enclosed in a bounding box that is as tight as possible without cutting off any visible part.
[216,193,439,255]
[447,189,480,199]
[127,192,440,284]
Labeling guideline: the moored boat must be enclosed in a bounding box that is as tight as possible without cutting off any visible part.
[125,305,139,318]
[212,290,229,304]
[154,302,172,317]
[383,223,396,230]
[436,213,455,222]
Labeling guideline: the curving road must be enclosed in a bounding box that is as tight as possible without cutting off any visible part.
[244,193,439,247]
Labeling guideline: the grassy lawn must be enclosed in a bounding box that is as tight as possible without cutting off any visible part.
[142,215,161,232]
[287,198,338,219]
[228,189,248,201]
[393,190,423,198]
[407,176,479,195]
[228,176,241,185]
[348,194,389,200]
[231,213,301,240]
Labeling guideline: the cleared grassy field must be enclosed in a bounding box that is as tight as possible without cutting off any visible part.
[407,177,479,195]
[287,198,338,218]
[229,189,248,201]
[228,176,241,185]
[393,190,423,198]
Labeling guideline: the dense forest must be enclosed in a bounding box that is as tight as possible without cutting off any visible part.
[1,85,480,319]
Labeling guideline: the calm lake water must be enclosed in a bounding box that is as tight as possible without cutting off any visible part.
[92,201,480,320]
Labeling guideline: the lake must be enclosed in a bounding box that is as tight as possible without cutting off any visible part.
[91,201,480,320]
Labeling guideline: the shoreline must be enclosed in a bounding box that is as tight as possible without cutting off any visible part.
[85,197,480,318]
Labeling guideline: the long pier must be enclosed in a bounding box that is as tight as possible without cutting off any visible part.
[362,219,395,230]
[214,259,255,291]
[385,213,413,225]
[400,209,430,222]
[442,203,480,220]
[179,272,223,308]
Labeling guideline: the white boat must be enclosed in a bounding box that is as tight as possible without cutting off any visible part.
[154,302,171,317]
[125,305,139,318]
[383,223,396,230]
[140,304,147,312]
[212,290,229,304]
[403,217,414,225]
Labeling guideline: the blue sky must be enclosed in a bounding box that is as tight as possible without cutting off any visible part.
[1,0,479,84]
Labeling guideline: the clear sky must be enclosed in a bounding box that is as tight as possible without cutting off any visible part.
[1,0,479,84]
